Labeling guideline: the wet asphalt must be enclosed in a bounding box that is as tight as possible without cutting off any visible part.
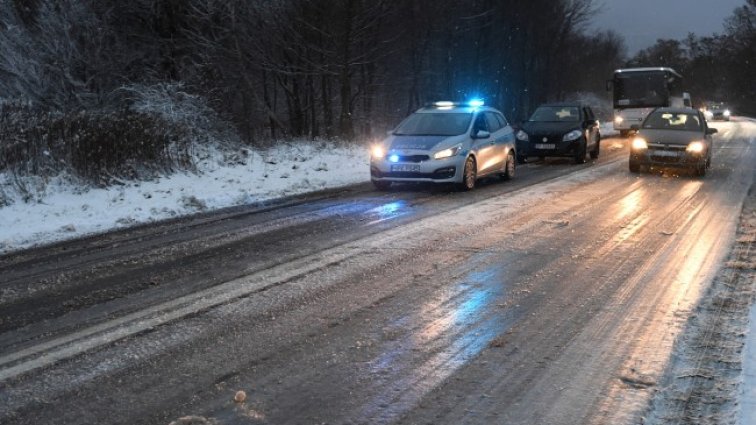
[0,120,754,424]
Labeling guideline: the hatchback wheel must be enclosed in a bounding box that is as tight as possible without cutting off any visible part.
[694,162,707,177]
[459,156,477,191]
[589,136,600,159]
[500,151,516,181]
[574,140,587,164]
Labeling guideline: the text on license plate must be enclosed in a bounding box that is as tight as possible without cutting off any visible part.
[535,143,555,149]
[651,150,680,157]
[391,164,421,172]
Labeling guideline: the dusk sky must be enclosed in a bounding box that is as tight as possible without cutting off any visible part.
[590,0,746,55]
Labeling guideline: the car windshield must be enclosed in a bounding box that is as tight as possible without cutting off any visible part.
[393,112,472,136]
[643,112,702,131]
[529,106,581,122]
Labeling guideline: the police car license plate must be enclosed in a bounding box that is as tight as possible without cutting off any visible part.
[535,143,555,149]
[391,164,421,172]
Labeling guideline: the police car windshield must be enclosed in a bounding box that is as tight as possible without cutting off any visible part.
[529,106,580,122]
[394,112,472,136]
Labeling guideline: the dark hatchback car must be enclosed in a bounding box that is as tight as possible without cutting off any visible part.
[629,107,717,176]
[515,103,601,164]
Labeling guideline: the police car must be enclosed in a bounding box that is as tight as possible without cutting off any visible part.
[370,100,517,190]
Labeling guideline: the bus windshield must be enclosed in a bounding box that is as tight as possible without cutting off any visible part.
[614,72,670,108]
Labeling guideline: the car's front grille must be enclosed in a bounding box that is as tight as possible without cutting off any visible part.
[396,155,430,163]
[371,167,455,180]
[531,135,561,144]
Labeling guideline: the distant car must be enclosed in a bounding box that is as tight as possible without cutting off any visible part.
[703,102,731,121]
[515,103,601,164]
[370,101,517,191]
[629,107,717,176]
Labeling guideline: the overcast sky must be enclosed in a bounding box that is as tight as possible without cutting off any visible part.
[590,0,746,55]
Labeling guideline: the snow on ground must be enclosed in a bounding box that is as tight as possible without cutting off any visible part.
[0,142,370,254]
[0,123,619,255]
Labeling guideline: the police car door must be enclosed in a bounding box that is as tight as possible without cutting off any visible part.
[471,113,496,175]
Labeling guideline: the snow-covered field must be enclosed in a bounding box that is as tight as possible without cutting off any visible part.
[0,123,617,254]
[0,142,370,254]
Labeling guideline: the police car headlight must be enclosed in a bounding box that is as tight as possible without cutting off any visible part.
[563,130,582,142]
[614,116,624,124]
[371,145,386,159]
[704,110,713,118]
[516,130,529,142]
[686,141,705,154]
[433,146,461,160]
[724,109,731,117]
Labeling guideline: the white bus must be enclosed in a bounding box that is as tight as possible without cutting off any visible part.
[608,67,689,136]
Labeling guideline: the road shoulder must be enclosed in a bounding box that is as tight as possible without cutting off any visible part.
[644,185,756,424]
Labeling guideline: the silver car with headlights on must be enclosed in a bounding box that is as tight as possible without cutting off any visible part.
[370,101,517,190]
[629,107,717,176]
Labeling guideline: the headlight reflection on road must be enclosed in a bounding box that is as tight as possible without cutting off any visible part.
[360,260,511,421]
[365,200,407,225]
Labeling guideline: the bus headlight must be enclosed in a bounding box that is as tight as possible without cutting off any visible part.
[686,141,705,154]
[631,137,648,150]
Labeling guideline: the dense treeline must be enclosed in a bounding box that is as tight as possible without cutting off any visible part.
[0,0,625,146]
[628,0,756,115]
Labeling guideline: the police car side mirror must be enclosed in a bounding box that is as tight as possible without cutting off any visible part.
[706,128,718,135]
[473,130,490,139]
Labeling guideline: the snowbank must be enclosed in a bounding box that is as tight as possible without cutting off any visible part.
[0,142,369,253]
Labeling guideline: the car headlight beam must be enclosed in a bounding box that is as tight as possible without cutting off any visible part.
[631,137,648,150]
[371,145,386,159]
[563,129,583,142]
[433,146,461,160]
[686,141,706,154]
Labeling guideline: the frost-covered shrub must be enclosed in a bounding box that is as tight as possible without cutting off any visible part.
[0,103,194,185]
[121,83,238,147]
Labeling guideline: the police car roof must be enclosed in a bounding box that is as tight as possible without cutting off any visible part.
[417,105,495,113]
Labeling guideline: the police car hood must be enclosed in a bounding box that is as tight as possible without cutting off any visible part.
[639,129,702,146]
[388,134,467,151]
[521,121,580,136]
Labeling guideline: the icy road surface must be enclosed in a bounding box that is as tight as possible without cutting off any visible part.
[0,119,754,424]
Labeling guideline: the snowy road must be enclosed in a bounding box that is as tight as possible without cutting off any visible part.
[0,120,754,425]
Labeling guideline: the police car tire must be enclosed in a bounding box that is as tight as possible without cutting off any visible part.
[500,152,515,181]
[459,156,477,191]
